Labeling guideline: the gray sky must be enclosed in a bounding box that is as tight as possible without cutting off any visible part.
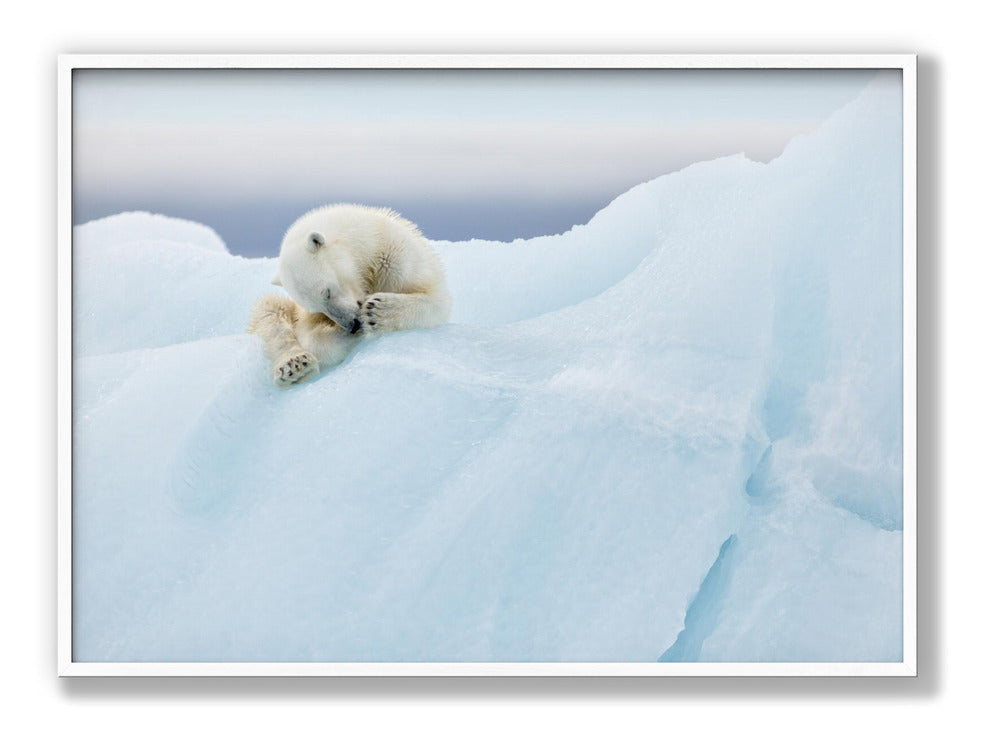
[73,69,878,255]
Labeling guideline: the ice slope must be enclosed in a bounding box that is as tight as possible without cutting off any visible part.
[72,72,903,662]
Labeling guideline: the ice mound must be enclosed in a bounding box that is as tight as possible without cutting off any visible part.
[72,73,903,662]
[73,213,277,358]
[74,211,229,254]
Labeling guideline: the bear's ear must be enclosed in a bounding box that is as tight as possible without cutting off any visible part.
[270,271,282,287]
[306,232,325,253]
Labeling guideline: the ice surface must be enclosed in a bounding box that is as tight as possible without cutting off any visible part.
[73,213,278,357]
[75,211,230,254]
[72,73,903,662]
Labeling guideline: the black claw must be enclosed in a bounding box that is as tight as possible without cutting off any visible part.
[369,321,376,326]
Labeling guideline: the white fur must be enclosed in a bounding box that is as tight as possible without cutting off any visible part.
[249,204,451,386]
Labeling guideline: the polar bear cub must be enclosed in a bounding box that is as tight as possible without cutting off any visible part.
[249,204,450,386]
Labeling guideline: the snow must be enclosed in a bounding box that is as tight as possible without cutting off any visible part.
[71,72,903,663]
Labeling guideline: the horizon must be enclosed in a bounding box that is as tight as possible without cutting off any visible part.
[73,68,880,256]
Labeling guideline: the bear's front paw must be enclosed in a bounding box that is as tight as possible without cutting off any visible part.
[273,351,319,387]
[359,293,402,334]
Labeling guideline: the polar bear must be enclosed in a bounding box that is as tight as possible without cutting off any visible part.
[249,204,451,386]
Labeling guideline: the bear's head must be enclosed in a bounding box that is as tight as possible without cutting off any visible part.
[273,220,363,333]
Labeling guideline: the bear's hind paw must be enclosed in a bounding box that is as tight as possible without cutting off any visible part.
[273,352,320,387]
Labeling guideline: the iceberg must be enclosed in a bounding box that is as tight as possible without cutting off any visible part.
[71,73,903,662]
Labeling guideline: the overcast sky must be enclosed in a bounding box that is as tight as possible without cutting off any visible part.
[73,68,879,256]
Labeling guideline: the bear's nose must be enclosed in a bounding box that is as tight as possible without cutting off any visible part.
[349,318,362,334]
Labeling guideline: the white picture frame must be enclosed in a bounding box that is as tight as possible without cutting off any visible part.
[57,53,917,677]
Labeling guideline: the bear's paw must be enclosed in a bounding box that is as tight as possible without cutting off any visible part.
[273,351,320,387]
[360,293,405,334]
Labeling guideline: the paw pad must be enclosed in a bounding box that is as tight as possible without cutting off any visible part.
[273,352,319,386]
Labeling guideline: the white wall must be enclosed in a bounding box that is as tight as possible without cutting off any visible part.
[2,2,991,736]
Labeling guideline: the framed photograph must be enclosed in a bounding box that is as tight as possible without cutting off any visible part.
[58,53,916,676]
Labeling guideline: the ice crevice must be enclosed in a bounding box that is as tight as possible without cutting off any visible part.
[658,535,738,662]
